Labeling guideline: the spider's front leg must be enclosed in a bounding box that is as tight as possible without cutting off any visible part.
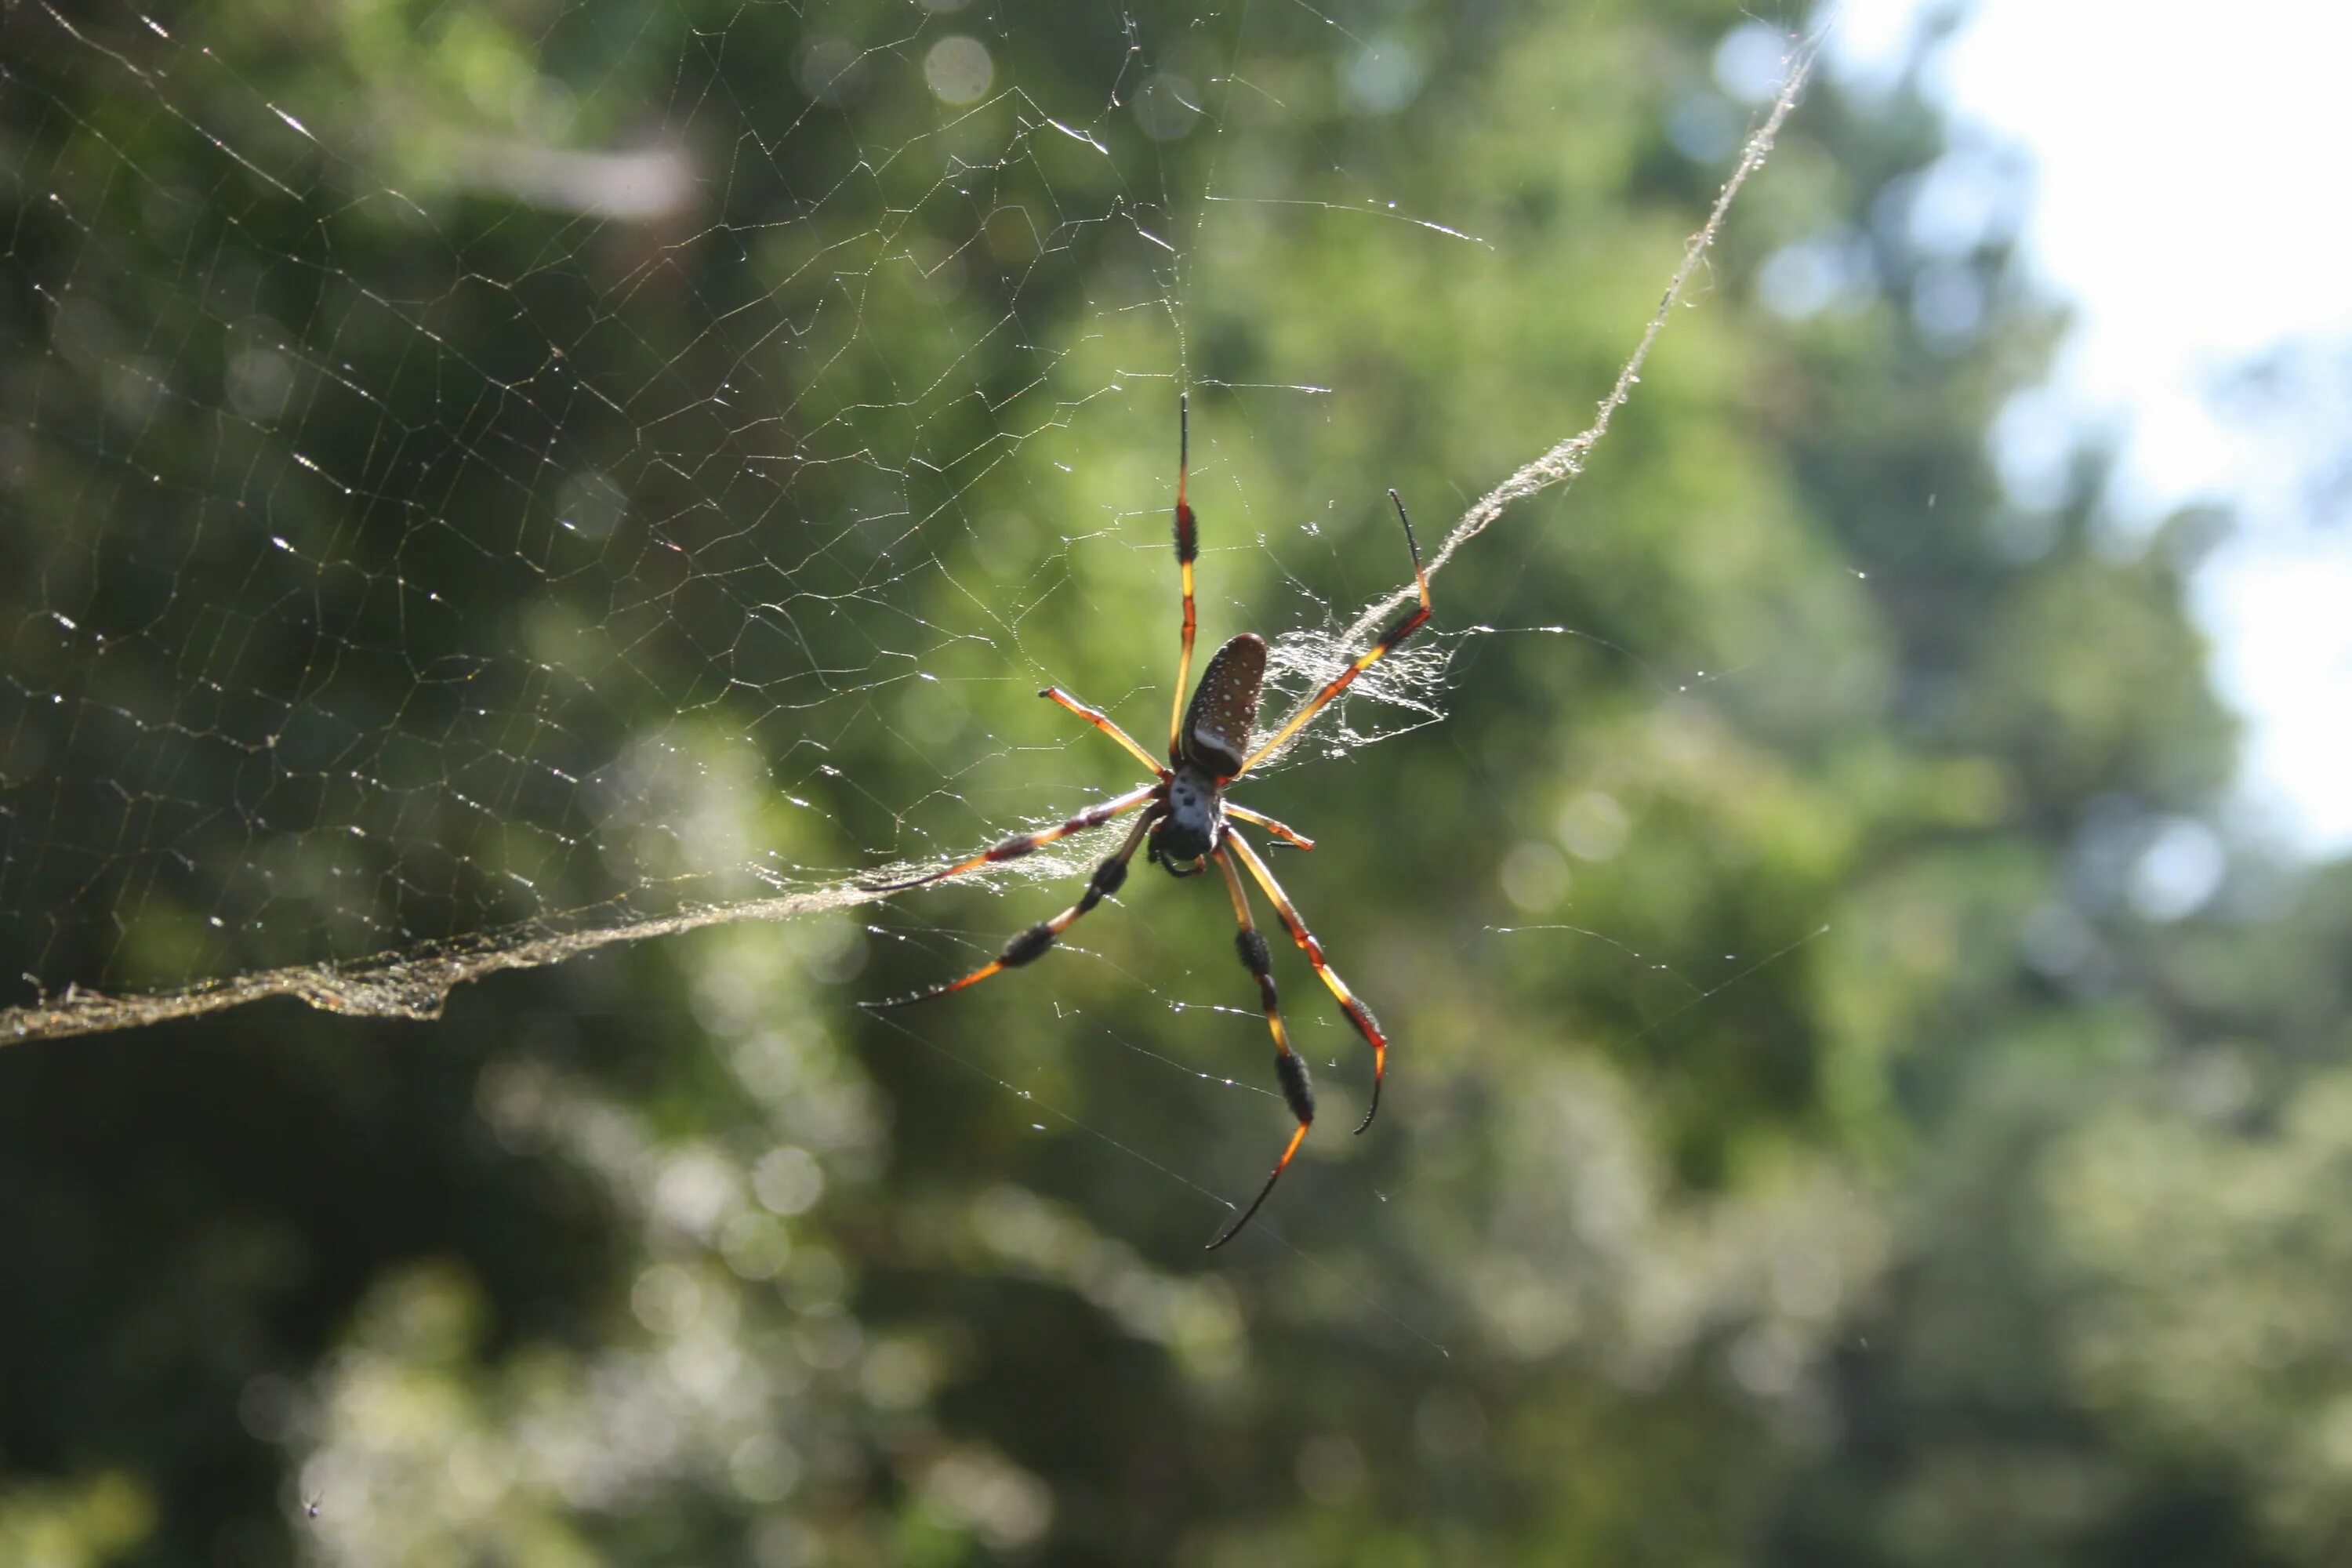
[867,809,1160,1007]
[1204,845,1316,1250]
[862,781,1160,895]
[1225,830,1391,1131]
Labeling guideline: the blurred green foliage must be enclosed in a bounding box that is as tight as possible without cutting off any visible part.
[2,1,2343,1565]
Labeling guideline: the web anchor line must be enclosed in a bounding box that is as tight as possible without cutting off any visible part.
[1,888,884,1046]
[1283,32,1822,750]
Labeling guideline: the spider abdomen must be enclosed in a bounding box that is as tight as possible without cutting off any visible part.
[1180,633,1266,777]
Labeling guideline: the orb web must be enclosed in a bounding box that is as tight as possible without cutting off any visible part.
[0,0,1812,1045]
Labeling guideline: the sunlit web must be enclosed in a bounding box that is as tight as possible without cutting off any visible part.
[0,0,1817,1174]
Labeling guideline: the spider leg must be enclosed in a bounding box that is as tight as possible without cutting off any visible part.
[1224,830,1391,1133]
[1206,845,1316,1250]
[1168,393,1199,761]
[1240,488,1432,775]
[1223,803,1314,851]
[862,781,1160,894]
[867,811,1158,1007]
[1040,686,1168,778]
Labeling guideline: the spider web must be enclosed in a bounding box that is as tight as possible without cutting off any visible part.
[0,0,1812,1057]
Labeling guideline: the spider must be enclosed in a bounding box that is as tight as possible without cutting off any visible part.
[868,395,1432,1248]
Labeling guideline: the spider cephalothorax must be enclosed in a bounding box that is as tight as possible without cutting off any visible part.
[868,396,1432,1248]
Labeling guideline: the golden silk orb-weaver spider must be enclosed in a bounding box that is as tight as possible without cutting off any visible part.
[866,395,1433,1249]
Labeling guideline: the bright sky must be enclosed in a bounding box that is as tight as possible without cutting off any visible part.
[1828,0,2352,858]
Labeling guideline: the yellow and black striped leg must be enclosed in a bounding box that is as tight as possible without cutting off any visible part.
[869,811,1157,1007]
[863,781,1160,893]
[1206,846,1316,1250]
[1039,686,1169,779]
[1223,803,1314,851]
[1240,489,1432,775]
[1224,831,1390,1132]
[1168,393,1199,760]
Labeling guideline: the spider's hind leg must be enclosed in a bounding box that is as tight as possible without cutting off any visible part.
[1169,393,1200,759]
[1239,488,1433,778]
